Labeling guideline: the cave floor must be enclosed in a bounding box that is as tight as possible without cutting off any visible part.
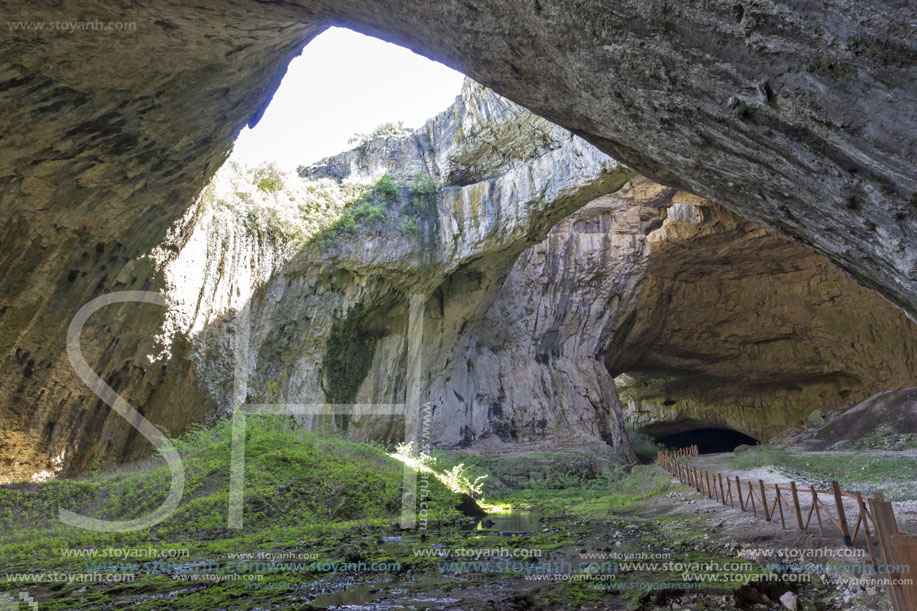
[2,477,888,610]
[2,440,912,609]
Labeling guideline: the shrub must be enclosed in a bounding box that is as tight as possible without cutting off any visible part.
[252,162,284,194]
[374,173,399,202]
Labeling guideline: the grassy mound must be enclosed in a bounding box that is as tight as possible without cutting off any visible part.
[0,417,464,571]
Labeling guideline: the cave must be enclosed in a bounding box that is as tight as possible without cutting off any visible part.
[653,427,759,455]
[3,3,917,609]
[2,0,915,481]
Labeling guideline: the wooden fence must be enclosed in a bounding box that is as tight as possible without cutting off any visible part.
[658,447,917,611]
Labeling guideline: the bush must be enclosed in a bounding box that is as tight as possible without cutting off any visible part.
[628,430,664,464]
[374,173,399,202]
[252,162,284,194]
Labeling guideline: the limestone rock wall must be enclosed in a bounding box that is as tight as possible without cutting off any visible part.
[424,182,669,454]
[0,1,325,480]
[3,0,917,476]
[608,195,917,441]
[208,83,635,457]
[0,81,634,480]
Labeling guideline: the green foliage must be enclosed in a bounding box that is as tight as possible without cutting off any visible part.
[0,418,473,608]
[392,442,487,498]
[428,449,610,497]
[374,173,399,202]
[409,171,441,195]
[304,170,445,249]
[347,121,406,148]
[252,162,284,194]
[402,172,441,213]
[495,465,671,517]
[628,430,664,463]
[308,174,403,245]
[350,199,387,223]
[0,417,464,557]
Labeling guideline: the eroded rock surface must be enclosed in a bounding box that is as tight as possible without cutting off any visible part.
[2,0,915,322]
[195,83,634,459]
[608,192,917,441]
[0,81,634,480]
[3,0,917,477]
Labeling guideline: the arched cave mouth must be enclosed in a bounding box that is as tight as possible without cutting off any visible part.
[653,427,758,454]
[226,26,465,171]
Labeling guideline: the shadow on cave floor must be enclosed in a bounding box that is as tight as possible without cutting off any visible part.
[654,427,758,454]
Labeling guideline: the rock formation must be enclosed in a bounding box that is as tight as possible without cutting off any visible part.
[0,81,635,480]
[608,192,917,441]
[2,0,914,323]
[474,177,917,444]
[2,0,916,479]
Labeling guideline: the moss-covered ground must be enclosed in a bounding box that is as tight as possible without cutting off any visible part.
[1,421,796,609]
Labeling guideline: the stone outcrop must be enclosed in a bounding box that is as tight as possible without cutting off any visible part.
[780,387,917,451]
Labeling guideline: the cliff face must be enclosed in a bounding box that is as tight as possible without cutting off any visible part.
[196,82,634,457]
[0,81,635,480]
[436,183,668,453]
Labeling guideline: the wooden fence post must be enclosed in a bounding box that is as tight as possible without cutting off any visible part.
[870,497,908,611]
[831,481,852,545]
[774,483,786,529]
[718,474,726,506]
[811,487,823,535]
[759,480,770,521]
[789,481,804,530]
[891,535,917,611]
[736,476,743,510]
[855,492,879,568]
[748,481,757,516]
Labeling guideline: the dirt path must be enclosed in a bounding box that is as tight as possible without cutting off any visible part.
[688,452,917,536]
[620,459,912,610]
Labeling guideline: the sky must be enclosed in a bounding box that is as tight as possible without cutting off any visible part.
[227,27,466,171]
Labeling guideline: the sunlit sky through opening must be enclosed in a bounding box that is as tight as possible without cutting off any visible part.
[227,27,466,171]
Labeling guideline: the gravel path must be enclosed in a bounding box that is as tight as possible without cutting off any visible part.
[684,452,917,536]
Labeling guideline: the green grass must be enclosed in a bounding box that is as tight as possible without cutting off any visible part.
[729,446,917,500]
[0,417,467,609]
[426,449,620,498]
[492,465,672,517]
[0,423,699,609]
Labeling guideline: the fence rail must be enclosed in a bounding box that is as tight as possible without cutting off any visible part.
[657,446,917,611]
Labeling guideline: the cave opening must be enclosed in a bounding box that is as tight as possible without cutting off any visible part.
[227,26,464,171]
[654,427,758,454]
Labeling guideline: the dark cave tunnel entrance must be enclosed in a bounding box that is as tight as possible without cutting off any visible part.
[653,427,759,454]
